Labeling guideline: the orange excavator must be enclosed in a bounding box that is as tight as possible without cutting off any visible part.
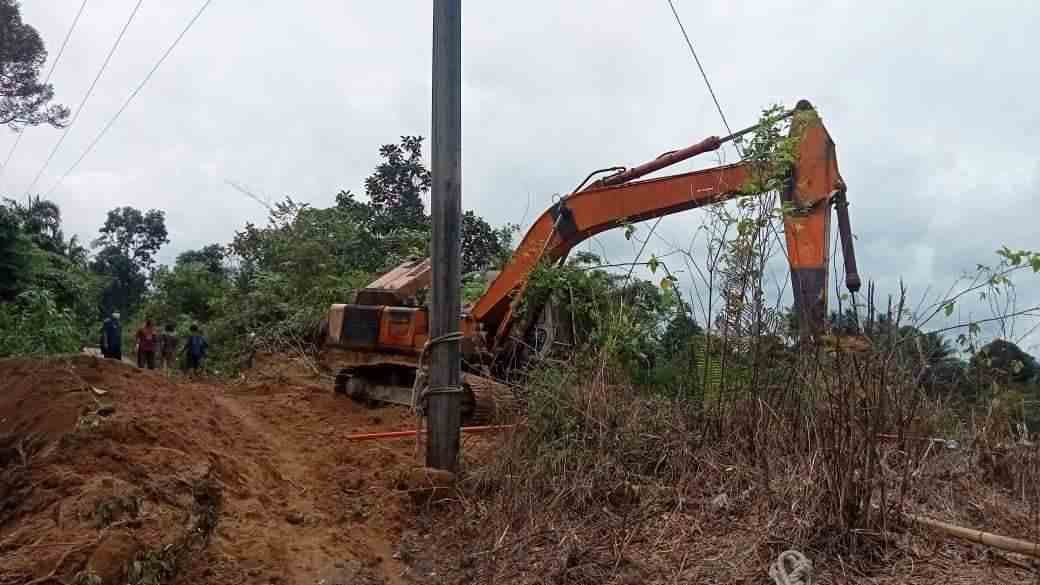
[322,100,861,421]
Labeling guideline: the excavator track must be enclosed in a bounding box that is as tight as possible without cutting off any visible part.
[332,368,515,425]
[463,373,516,425]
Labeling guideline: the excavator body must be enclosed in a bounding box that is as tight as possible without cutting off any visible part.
[322,100,861,421]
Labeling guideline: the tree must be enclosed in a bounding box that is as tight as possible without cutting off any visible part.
[973,339,1039,384]
[0,205,32,300]
[660,312,704,358]
[3,195,64,253]
[461,211,515,273]
[365,136,431,234]
[93,207,169,271]
[148,262,229,323]
[0,0,70,130]
[91,207,169,315]
[91,246,148,316]
[177,244,227,276]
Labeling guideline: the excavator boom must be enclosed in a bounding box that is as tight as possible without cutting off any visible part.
[473,100,856,348]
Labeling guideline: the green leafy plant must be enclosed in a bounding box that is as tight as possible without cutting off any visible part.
[0,288,81,356]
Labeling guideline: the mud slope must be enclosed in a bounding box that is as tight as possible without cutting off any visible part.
[0,355,426,585]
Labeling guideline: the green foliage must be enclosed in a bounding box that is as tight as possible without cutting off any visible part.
[462,272,490,305]
[519,256,712,390]
[92,207,169,271]
[0,288,81,356]
[462,211,516,273]
[996,246,1040,272]
[3,195,65,253]
[735,103,802,196]
[972,339,1039,385]
[692,336,723,399]
[0,205,33,301]
[176,244,226,276]
[146,262,230,324]
[0,0,70,130]
[0,199,100,352]
[90,206,170,316]
[28,245,102,330]
[92,245,149,317]
[365,136,431,234]
[136,136,510,373]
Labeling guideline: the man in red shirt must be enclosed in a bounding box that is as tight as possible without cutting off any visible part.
[136,319,158,369]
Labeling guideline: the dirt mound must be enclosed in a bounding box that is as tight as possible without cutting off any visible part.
[0,355,432,585]
[241,351,327,389]
[6,354,1033,584]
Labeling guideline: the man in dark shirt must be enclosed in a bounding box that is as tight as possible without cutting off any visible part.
[183,324,209,374]
[100,312,122,361]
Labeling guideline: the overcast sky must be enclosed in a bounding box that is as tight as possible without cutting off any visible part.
[4,0,1039,349]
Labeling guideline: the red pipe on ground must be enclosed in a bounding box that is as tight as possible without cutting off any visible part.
[345,424,518,442]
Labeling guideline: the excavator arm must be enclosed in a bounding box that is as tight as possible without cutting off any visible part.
[471,100,859,348]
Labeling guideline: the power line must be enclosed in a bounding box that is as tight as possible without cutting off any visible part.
[664,0,742,157]
[46,0,214,198]
[0,0,90,182]
[22,0,145,197]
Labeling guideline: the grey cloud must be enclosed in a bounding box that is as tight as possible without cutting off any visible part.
[4,0,1038,346]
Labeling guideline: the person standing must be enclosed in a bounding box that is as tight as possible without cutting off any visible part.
[136,319,158,369]
[183,324,209,375]
[159,324,178,371]
[100,312,122,361]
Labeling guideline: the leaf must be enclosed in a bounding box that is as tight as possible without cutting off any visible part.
[943,302,955,317]
[660,275,677,289]
[1031,255,1040,273]
[968,322,981,335]
[623,223,636,240]
[647,255,659,274]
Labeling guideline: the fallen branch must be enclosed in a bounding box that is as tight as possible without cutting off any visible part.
[877,433,959,449]
[907,514,1040,558]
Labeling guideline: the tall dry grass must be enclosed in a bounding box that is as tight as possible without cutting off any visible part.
[452,343,1040,583]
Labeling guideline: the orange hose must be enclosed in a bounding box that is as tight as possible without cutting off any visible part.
[345,424,518,442]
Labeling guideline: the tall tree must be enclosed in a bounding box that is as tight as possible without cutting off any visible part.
[92,207,169,271]
[91,207,168,315]
[177,244,227,276]
[91,246,146,316]
[0,0,70,130]
[365,136,431,234]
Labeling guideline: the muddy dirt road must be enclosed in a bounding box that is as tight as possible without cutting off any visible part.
[0,355,433,585]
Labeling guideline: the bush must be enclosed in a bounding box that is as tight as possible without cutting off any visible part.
[0,288,81,356]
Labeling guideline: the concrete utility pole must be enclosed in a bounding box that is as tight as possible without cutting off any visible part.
[426,0,463,471]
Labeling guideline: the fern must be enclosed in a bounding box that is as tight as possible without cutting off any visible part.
[690,336,723,398]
